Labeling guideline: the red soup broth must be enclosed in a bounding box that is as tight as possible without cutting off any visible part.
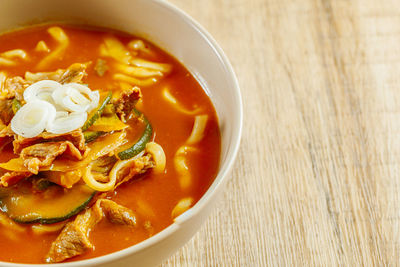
[0,25,220,263]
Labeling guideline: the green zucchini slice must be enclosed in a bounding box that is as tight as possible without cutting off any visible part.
[0,181,96,224]
[11,98,21,114]
[117,109,153,160]
[83,131,105,143]
[82,91,112,131]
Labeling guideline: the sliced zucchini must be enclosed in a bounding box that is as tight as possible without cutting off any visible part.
[84,131,105,143]
[12,98,21,114]
[32,178,53,191]
[81,91,112,131]
[0,180,96,224]
[117,109,153,160]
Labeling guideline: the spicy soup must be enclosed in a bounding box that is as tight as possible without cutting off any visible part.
[0,25,220,263]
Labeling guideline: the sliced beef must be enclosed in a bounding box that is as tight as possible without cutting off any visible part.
[114,86,142,121]
[0,76,28,101]
[115,154,154,187]
[88,156,118,183]
[96,199,137,226]
[13,129,86,154]
[45,207,100,263]
[0,124,13,138]
[0,171,32,187]
[0,99,14,125]
[20,141,84,174]
[58,63,90,84]
[46,199,137,263]
[25,62,90,84]
[0,62,89,104]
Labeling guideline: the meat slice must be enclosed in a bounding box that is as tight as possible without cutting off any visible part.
[96,199,137,226]
[115,154,154,188]
[0,124,14,149]
[13,129,86,154]
[46,199,137,263]
[24,62,90,84]
[20,141,84,174]
[114,86,142,121]
[0,62,89,102]
[45,207,100,263]
[0,76,29,101]
[0,124,13,138]
[58,63,90,84]
[0,171,32,187]
[0,99,14,125]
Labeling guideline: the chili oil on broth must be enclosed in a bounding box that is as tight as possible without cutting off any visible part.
[0,24,221,263]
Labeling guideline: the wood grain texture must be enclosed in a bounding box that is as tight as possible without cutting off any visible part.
[161,0,400,266]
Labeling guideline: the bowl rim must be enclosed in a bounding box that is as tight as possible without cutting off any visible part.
[0,0,243,266]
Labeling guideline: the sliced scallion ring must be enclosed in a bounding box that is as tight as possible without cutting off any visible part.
[11,100,56,138]
[46,111,88,134]
[52,83,99,113]
[23,80,62,104]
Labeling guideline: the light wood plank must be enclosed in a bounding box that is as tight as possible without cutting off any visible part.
[161,0,400,266]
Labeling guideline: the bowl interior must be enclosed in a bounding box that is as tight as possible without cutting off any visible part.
[0,0,242,266]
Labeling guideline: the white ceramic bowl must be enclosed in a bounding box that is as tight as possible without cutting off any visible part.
[0,0,243,266]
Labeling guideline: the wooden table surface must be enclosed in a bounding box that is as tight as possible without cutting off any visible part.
[161,0,400,266]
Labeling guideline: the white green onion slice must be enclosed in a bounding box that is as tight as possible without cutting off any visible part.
[53,83,99,113]
[46,111,87,134]
[23,80,62,104]
[11,100,56,138]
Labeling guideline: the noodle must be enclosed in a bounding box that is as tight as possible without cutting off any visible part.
[173,115,208,190]
[145,142,166,174]
[81,132,130,191]
[162,88,201,115]
[0,72,6,91]
[114,62,163,78]
[99,43,108,57]
[31,222,66,234]
[171,197,193,219]
[82,161,117,192]
[37,27,69,69]
[89,151,147,191]
[175,146,196,158]
[174,155,192,189]
[0,57,15,66]
[0,49,26,68]
[101,37,132,64]
[113,73,158,87]
[127,40,153,56]
[1,49,27,60]
[35,41,50,52]
[186,115,208,145]
[174,146,196,190]
[130,58,172,73]
[0,212,25,240]
[102,154,145,191]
